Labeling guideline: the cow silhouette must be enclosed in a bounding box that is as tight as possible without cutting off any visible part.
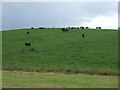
[82,34,85,38]
[27,31,29,34]
[25,42,31,47]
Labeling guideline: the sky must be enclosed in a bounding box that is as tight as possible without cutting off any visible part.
[2,2,118,30]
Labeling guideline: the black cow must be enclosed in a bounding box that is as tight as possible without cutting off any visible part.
[61,28,65,32]
[27,31,29,34]
[82,34,85,38]
[25,42,31,47]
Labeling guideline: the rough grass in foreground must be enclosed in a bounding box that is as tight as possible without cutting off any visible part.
[2,28,118,75]
[2,70,118,88]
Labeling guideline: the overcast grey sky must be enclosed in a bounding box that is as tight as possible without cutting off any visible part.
[2,2,118,30]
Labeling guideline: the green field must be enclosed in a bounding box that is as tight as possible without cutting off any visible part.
[2,70,118,88]
[2,28,118,75]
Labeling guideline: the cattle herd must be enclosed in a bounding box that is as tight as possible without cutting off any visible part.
[24,26,102,47]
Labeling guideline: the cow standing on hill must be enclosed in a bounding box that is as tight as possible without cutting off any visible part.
[25,42,31,47]
[27,31,29,35]
[61,28,65,32]
[82,34,85,38]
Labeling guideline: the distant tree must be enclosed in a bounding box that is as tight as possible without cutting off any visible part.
[31,27,34,29]
[39,27,45,29]
[80,26,84,29]
[96,27,102,30]
[71,27,76,29]
[99,27,102,29]
[85,27,89,29]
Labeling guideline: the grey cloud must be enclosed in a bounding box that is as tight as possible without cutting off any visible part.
[118,1,120,26]
[2,2,118,30]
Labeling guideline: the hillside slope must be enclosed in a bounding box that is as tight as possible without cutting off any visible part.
[2,28,118,75]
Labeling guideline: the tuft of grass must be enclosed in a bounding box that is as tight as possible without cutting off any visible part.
[30,47,36,51]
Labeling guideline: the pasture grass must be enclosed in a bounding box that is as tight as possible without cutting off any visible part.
[2,70,118,88]
[2,28,118,75]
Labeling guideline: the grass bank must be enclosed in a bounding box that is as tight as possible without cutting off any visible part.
[2,28,118,75]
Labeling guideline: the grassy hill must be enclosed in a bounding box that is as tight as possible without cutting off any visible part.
[2,28,118,75]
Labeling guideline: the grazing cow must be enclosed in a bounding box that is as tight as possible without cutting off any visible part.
[27,31,29,34]
[82,34,85,38]
[25,42,31,47]
[61,28,65,32]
